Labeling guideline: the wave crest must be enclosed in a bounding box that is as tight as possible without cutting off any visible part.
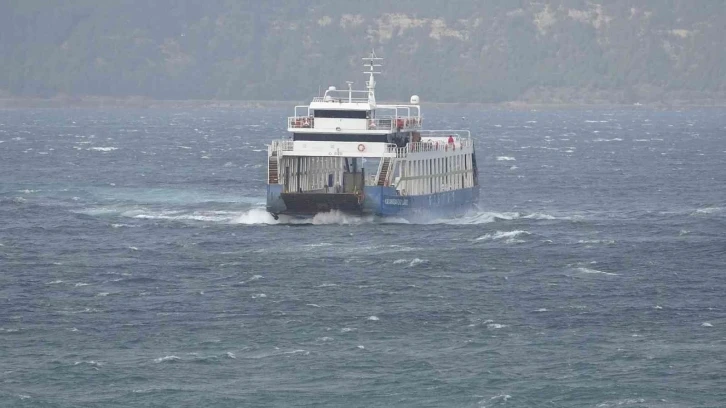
[475,230,530,243]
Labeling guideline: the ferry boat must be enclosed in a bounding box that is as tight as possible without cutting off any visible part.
[266,51,479,219]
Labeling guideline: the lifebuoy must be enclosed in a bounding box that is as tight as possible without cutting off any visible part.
[357,144,365,152]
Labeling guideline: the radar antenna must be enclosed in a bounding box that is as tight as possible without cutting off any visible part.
[362,49,382,107]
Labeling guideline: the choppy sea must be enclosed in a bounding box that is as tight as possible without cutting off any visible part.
[0,106,725,407]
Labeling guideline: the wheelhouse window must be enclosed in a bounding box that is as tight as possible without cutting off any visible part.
[313,110,368,119]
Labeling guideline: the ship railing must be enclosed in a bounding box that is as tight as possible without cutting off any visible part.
[375,104,422,122]
[287,115,422,132]
[270,139,294,152]
[313,89,371,104]
[394,116,423,130]
[368,118,392,131]
[288,116,314,129]
[384,144,408,158]
[384,138,473,158]
[418,130,471,139]
[408,139,472,154]
[368,115,422,131]
[280,140,294,151]
[312,95,370,103]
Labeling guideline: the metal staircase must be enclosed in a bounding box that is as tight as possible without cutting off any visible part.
[377,157,392,186]
[268,152,279,184]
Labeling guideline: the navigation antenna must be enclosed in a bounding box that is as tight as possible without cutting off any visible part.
[346,81,354,103]
[362,49,382,107]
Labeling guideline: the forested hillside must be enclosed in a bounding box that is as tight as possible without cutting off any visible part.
[2,0,725,104]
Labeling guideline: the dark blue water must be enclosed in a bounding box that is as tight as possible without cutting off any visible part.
[1,107,725,407]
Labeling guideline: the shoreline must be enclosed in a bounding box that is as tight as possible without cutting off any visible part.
[1,96,725,110]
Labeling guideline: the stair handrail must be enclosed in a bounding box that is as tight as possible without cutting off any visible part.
[375,157,387,185]
[376,157,395,186]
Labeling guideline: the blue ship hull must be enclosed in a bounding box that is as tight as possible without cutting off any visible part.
[266,184,479,219]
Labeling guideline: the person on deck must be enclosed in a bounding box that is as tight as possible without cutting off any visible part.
[447,135,454,144]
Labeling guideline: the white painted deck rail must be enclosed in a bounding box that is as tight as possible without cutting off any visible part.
[287,115,423,131]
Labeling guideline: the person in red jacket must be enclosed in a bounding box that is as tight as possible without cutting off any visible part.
[447,135,454,144]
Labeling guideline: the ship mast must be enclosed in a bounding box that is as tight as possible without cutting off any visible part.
[362,49,382,108]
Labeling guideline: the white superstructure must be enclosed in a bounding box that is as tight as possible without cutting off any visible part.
[287,51,422,135]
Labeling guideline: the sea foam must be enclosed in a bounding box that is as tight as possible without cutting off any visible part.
[154,355,181,363]
[88,147,118,152]
[575,267,619,276]
[475,230,530,243]
[407,258,429,267]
